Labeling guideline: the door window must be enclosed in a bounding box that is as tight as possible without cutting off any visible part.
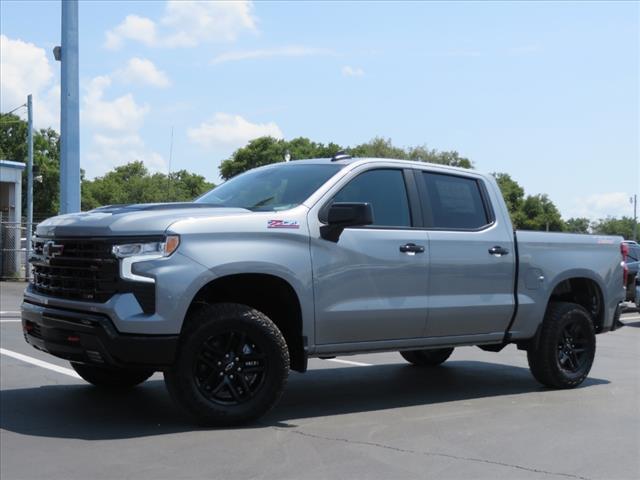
[420,172,490,230]
[333,169,411,227]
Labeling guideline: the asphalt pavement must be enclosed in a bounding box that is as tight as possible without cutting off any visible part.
[1,281,639,480]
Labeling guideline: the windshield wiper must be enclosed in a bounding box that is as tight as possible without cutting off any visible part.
[248,196,275,210]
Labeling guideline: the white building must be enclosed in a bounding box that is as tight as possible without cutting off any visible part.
[0,160,26,278]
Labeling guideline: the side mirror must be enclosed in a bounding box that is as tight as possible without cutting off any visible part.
[320,202,373,242]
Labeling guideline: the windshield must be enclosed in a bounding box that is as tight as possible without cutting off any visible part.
[196,163,344,211]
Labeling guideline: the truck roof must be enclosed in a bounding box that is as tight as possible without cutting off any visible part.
[283,156,475,176]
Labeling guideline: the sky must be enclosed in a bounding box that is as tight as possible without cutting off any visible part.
[1,0,638,220]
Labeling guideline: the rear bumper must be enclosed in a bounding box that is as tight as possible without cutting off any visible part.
[21,300,178,369]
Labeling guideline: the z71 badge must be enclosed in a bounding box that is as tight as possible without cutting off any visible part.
[267,220,300,229]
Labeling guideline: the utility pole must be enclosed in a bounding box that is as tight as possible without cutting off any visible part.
[26,94,34,279]
[632,194,638,241]
[58,0,80,213]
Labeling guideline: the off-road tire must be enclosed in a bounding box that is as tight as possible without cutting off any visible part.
[400,347,454,366]
[164,303,289,426]
[527,302,596,388]
[70,363,154,388]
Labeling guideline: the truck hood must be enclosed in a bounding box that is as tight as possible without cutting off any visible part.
[36,203,251,237]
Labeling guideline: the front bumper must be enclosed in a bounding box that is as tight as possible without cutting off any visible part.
[21,300,178,369]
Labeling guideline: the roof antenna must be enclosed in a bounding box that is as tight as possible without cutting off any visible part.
[331,150,352,162]
[167,126,174,201]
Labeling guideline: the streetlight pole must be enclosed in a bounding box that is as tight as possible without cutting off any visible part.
[58,0,80,214]
[26,94,34,279]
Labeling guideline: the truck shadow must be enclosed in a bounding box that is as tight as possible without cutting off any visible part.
[0,361,609,440]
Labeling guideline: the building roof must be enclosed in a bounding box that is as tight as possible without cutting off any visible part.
[0,160,26,170]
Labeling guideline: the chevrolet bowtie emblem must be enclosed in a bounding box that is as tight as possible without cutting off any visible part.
[43,241,64,259]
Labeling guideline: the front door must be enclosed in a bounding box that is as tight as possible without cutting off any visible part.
[309,168,429,344]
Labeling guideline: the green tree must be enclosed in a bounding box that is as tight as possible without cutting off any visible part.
[82,161,213,210]
[347,137,474,168]
[492,172,565,231]
[407,146,473,168]
[219,137,285,180]
[287,137,342,160]
[219,135,473,180]
[591,216,635,239]
[219,136,344,180]
[0,113,60,218]
[519,194,564,231]
[565,217,591,234]
[347,137,407,159]
[0,112,28,161]
[492,173,525,216]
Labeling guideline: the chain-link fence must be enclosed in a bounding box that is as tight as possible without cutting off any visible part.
[0,213,48,280]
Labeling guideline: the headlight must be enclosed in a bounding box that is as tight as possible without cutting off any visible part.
[112,235,180,259]
[112,235,180,284]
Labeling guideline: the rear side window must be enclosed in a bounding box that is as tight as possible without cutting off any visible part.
[333,169,411,227]
[419,172,490,230]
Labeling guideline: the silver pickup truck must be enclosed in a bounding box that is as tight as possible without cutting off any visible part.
[22,156,625,425]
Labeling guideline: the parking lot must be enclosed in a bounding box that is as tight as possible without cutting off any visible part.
[1,281,639,480]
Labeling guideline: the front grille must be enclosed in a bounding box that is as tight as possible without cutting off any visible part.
[30,237,156,313]
[31,238,118,302]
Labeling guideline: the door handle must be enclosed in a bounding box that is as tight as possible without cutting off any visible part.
[488,246,509,256]
[400,243,425,254]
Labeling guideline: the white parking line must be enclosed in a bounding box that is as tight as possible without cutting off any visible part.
[326,358,372,367]
[0,311,20,316]
[0,348,80,378]
[0,319,21,323]
[622,315,640,321]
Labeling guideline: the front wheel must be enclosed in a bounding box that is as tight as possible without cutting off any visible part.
[164,303,289,426]
[527,302,596,388]
[400,347,454,366]
[70,363,154,388]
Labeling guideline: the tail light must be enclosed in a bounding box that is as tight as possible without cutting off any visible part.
[621,243,629,286]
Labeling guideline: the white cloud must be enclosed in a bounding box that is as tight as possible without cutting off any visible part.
[116,58,171,88]
[85,134,167,178]
[211,45,333,65]
[104,1,256,50]
[188,113,283,149]
[93,133,145,149]
[81,74,165,178]
[568,192,635,220]
[83,75,150,131]
[0,34,59,129]
[162,0,257,46]
[104,14,158,50]
[342,65,365,77]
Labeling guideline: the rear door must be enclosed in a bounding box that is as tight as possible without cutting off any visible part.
[415,170,516,337]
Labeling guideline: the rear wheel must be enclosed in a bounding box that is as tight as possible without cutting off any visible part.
[400,347,454,366]
[527,302,596,388]
[70,363,153,388]
[164,303,289,426]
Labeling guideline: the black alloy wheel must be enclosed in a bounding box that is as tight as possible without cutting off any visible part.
[194,330,266,406]
[556,320,590,374]
[164,303,289,426]
[527,302,596,389]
